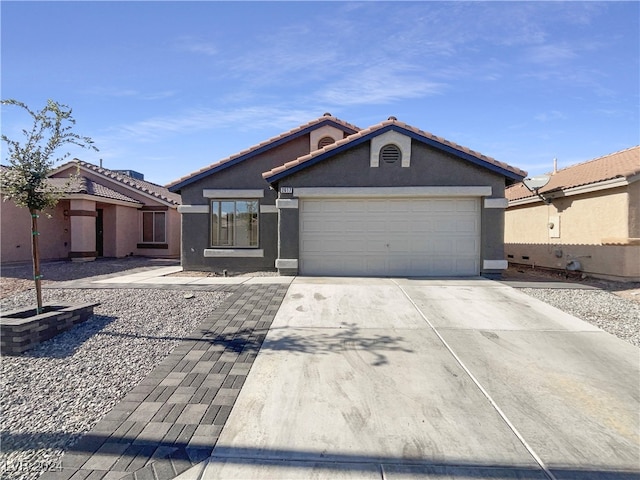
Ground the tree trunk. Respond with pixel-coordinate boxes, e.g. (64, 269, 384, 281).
(30, 209, 43, 314)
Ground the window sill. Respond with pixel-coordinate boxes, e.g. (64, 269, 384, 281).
(204, 249, 264, 258)
(138, 243, 169, 249)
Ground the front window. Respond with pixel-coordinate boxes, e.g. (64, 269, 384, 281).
(211, 200, 259, 247)
(142, 211, 166, 243)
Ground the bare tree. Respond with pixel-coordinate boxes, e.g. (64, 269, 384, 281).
(1, 99, 98, 313)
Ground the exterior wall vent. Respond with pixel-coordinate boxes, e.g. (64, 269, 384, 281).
(318, 136, 335, 149)
(381, 144, 401, 164)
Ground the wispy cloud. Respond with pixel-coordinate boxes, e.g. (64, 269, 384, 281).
(83, 86, 176, 101)
(174, 36, 218, 56)
(526, 44, 577, 65)
(106, 106, 321, 143)
(317, 65, 446, 106)
(534, 111, 567, 122)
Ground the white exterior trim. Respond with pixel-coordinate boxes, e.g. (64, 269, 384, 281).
(178, 205, 209, 214)
(204, 249, 264, 258)
(203, 189, 265, 199)
(483, 198, 509, 209)
(276, 199, 299, 209)
(275, 258, 298, 269)
(260, 204, 278, 213)
(370, 130, 412, 167)
(294, 186, 492, 198)
(483, 260, 508, 270)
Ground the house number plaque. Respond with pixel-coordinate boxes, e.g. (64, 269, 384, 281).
(280, 186, 293, 194)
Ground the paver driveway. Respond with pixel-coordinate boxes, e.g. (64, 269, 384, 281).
(189, 277, 639, 480)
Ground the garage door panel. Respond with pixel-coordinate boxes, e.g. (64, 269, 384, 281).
(300, 198, 480, 276)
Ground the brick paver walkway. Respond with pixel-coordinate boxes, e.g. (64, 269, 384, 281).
(40, 283, 288, 480)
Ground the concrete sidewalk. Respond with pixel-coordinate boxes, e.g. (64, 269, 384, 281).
(187, 277, 639, 480)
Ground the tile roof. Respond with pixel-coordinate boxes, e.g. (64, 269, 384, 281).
(47, 176, 142, 204)
(166, 114, 361, 191)
(506, 146, 640, 202)
(262, 117, 527, 182)
(57, 160, 182, 205)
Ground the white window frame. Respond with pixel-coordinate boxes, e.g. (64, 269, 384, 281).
(140, 211, 166, 244)
(210, 199, 259, 248)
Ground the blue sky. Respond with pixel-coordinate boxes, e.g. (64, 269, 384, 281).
(2, 1, 638, 186)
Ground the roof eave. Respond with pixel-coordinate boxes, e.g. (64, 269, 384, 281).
(168, 118, 359, 192)
(264, 124, 526, 184)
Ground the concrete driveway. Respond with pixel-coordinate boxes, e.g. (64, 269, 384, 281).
(188, 277, 639, 479)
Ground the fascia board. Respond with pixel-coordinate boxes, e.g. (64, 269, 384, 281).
(169, 119, 358, 192)
(266, 124, 525, 184)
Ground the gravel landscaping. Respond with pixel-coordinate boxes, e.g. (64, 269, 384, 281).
(0, 260, 638, 479)
(0, 287, 230, 480)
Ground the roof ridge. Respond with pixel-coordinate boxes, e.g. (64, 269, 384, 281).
(549, 145, 640, 175)
(166, 114, 361, 189)
(263, 117, 527, 180)
(71, 159, 180, 205)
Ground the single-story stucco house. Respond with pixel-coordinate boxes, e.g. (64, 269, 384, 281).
(505, 145, 640, 281)
(1, 160, 181, 264)
(167, 114, 526, 277)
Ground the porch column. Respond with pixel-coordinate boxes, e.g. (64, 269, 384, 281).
(68, 199, 97, 262)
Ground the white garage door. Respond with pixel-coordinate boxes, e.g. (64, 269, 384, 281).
(299, 198, 480, 276)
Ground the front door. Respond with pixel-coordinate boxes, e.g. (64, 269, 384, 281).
(96, 208, 104, 257)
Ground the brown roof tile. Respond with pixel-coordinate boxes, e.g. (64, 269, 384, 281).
(262, 118, 527, 181)
(166, 114, 360, 190)
(56, 160, 181, 205)
(47, 176, 142, 204)
(506, 145, 640, 202)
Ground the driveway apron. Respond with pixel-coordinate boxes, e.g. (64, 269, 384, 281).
(194, 277, 639, 480)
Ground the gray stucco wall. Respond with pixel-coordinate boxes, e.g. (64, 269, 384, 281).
(276, 141, 508, 275)
(177, 135, 311, 272)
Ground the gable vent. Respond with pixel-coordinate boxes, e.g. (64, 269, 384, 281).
(318, 136, 335, 149)
(380, 144, 401, 164)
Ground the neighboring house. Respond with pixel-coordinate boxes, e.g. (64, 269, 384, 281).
(1, 160, 181, 263)
(168, 114, 526, 277)
(505, 146, 640, 281)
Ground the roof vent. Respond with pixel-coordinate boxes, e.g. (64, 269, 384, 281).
(318, 136, 335, 149)
(388, 116, 397, 121)
(380, 144, 401, 164)
(323, 112, 332, 117)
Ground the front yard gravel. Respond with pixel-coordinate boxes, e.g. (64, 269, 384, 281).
(1, 261, 638, 479)
(0, 288, 230, 480)
(521, 287, 640, 347)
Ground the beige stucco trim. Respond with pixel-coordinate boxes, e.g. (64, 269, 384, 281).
(178, 205, 209, 214)
(276, 199, 299, 209)
(294, 186, 492, 198)
(310, 125, 344, 151)
(483, 260, 508, 270)
(370, 130, 413, 167)
(484, 198, 508, 209)
(204, 249, 264, 258)
(275, 258, 298, 269)
(260, 205, 278, 213)
(202, 189, 265, 199)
